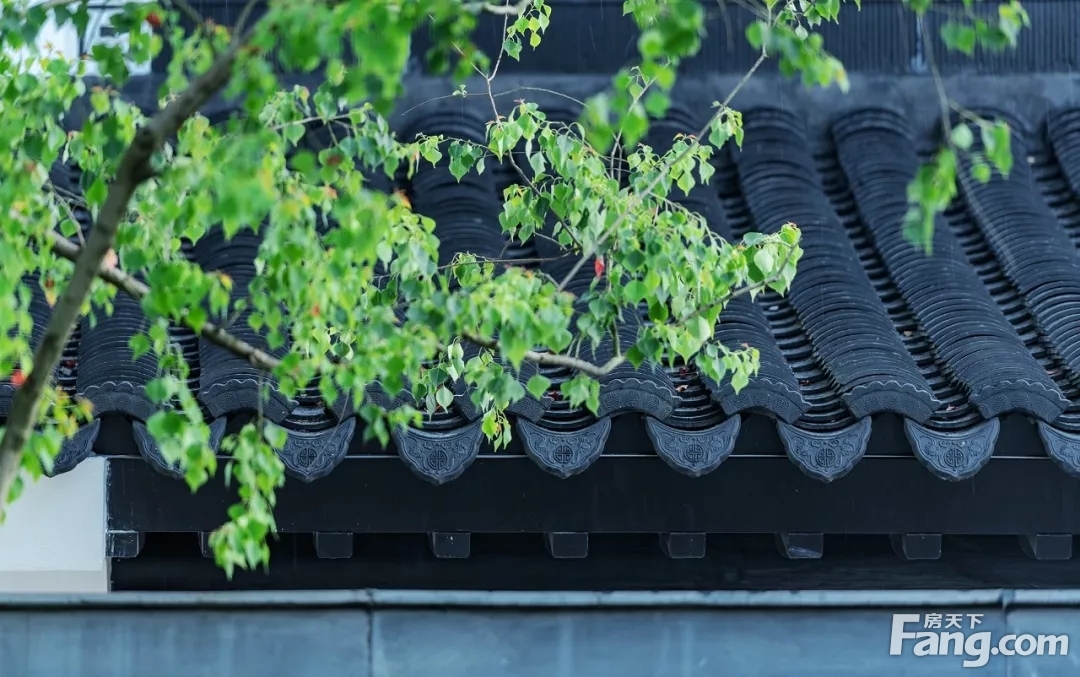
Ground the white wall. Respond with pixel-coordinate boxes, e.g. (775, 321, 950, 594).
(0, 458, 108, 593)
(8, 0, 151, 76)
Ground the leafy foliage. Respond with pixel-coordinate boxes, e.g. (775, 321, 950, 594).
(0, 0, 1025, 577)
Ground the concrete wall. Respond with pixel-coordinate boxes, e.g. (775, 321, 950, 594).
(0, 458, 108, 593)
(2, 591, 1080, 677)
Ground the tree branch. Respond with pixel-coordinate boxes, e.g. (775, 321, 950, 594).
(47, 228, 619, 381)
(45, 229, 785, 414)
(461, 332, 626, 378)
(461, 244, 793, 380)
(0, 32, 254, 510)
(47, 233, 283, 373)
(0, 10, 778, 497)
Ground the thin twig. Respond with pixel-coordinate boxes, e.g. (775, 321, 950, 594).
(399, 85, 588, 119)
(456, 18, 547, 201)
(167, 0, 206, 29)
(555, 48, 769, 293)
(609, 69, 658, 177)
(462, 332, 625, 377)
(45, 183, 87, 246)
(463, 0, 530, 15)
(235, 0, 262, 36)
(372, 252, 573, 284)
(920, 16, 952, 142)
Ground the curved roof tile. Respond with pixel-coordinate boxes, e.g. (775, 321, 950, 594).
(7, 79, 1080, 488)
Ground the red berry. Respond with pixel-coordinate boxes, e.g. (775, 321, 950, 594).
(10, 370, 25, 387)
(593, 257, 605, 278)
(146, 12, 162, 29)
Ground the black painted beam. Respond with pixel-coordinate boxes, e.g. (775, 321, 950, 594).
(110, 532, 1080, 592)
(107, 456, 1080, 535)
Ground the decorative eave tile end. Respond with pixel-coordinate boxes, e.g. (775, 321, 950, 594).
(393, 418, 484, 485)
(645, 416, 741, 478)
(777, 417, 872, 483)
(517, 416, 612, 479)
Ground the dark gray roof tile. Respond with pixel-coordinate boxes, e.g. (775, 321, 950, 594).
(8, 2, 1080, 485)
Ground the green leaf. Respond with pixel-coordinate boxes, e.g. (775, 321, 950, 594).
(503, 39, 522, 60)
(263, 422, 288, 449)
(907, 0, 932, 14)
(420, 140, 443, 165)
(481, 410, 499, 438)
(145, 377, 175, 404)
(638, 29, 665, 60)
(644, 91, 670, 118)
(129, 333, 151, 361)
(971, 158, 992, 183)
(526, 374, 551, 400)
(648, 300, 669, 323)
(730, 364, 750, 393)
(5, 475, 24, 506)
(86, 176, 108, 206)
(435, 386, 454, 409)
(949, 123, 974, 151)
(621, 105, 648, 149)
(742, 232, 767, 247)
(753, 246, 775, 274)
(688, 315, 713, 342)
(745, 21, 768, 50)
(449, 140, 480, 180)
(982, 120, 1013, 176)
(941, 22, 977, 55)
